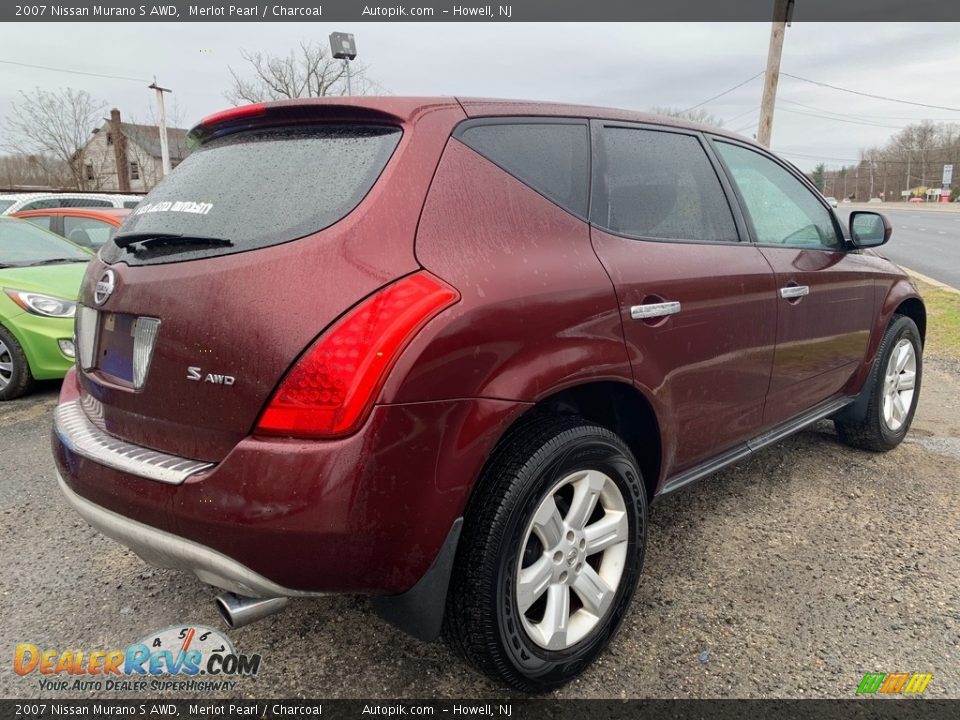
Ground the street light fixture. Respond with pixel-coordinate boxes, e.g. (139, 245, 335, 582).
(329, 32, 357, 96)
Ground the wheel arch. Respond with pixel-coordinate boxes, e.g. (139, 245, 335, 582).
(895, 296, 926, 345)
(466, 380, 663, 509)
(836, 288, 926, 425)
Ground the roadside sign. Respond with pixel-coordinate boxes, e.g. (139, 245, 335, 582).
(330, 32, 357, 60)
(944, 164, 954, 186)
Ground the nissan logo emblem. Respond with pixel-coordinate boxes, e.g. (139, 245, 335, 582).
(94, 269, 116, 305)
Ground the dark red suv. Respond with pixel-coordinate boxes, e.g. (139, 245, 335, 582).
(52, 97, 925, 691)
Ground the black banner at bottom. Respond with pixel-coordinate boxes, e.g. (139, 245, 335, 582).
(3, 699, 959, 720)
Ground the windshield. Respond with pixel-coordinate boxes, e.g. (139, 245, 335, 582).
(0, 218, 92, 266)
(101, 124, 402, 265)
(0, 200, 14, 213)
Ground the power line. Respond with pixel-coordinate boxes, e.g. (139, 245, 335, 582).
(777, 106, 906, 130)
(682, 71, 765, 113)
(775, 148, 960, 165)
(779, 97, 960, 123)
(781, 72, 960, 113)
(722, 107, 758, 124)
(0, 58, 149, 84)
(775, 150, 862, 163)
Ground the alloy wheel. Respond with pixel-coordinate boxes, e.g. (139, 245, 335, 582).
(882, 337, 917, 432)
(516, 469, 629, 651)
(0, 337, 12, 390)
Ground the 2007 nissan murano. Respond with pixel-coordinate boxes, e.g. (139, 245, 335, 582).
(52, 97, 925, 691)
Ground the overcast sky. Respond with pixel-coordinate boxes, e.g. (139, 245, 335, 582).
(2, 22, 959, 171)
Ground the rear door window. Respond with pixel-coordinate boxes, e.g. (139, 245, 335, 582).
(101, 125, 402, 265)
(20, 199, 59, 210)
(61, 198, 112, 208)
(64, 216, 115, 249)
(593, 126, 739, 243)
(455, 120, 590, 218)
(22, 215, 52, 230)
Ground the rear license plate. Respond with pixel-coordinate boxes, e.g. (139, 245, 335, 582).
(96, 312, 138, 383)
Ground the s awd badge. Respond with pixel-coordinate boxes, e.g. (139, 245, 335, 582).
(187, 366, 236, 386)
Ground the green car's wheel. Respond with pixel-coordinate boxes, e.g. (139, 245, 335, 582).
(0, 324, 34, 401)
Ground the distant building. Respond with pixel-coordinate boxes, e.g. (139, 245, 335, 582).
(77, 108, 190, 192)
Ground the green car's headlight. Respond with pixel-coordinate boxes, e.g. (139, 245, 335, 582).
(4, 289, 77, 318)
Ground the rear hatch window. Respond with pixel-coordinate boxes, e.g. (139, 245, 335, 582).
(100, 124, 401, 265)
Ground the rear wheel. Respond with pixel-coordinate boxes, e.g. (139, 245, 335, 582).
(444, 415, 646, 692)
(0, 325, 34, 401)
(836, 314, 922, 452)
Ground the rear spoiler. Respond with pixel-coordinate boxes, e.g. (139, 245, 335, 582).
(187, 100, 414, 148)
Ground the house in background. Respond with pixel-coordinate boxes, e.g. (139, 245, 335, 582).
(78, 109, 190, 192)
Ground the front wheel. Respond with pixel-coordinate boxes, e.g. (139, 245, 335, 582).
(837, 314, 922, 452)
(444, 415, 647, 692)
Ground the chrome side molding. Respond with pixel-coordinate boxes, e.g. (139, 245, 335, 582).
(630, 301, 681, 320)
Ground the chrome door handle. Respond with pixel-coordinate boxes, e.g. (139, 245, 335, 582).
(779, 285, 809, 299)
(630, 301, 681, 320)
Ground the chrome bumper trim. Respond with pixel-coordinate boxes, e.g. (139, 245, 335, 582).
(53, 399, 213, 485)
(57, 473, 315, 598)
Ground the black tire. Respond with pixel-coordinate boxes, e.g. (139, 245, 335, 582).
(443, 414, 647, 692)
(0, 324, 34, 401)
(836, 314, 922, 452)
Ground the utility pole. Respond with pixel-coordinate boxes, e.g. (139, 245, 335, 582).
(905, 153, 911, 200)
(109, 108, 130, 193)
(148, 78, 173, 176)
(757, 0, 794, 148)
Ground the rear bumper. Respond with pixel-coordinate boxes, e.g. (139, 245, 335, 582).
(52, 368, 527, 595)
(56, 472, 310, 598)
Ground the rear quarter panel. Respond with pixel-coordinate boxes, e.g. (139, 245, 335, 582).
(381, 137, 632, 406)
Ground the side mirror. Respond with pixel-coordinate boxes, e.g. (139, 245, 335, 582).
(849, 211, 891, 248)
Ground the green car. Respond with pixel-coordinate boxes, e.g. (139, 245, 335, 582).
(0, 217, 92, 400)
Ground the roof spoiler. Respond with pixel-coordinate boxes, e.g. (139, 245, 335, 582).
(186, 100, 405, 148)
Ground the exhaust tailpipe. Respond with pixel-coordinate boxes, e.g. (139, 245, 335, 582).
(215, 592, 288, 629)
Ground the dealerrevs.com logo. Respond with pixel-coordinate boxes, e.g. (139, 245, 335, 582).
(14, 625, 262, 693)
(856, 672, 933, 695)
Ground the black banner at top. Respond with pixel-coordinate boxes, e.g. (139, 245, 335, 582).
(4, 0, 960, 22)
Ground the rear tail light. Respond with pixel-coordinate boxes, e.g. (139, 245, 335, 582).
(132, 317, 161, 389)
(76, 306, 98, 371)
(256, 272, 459, 439)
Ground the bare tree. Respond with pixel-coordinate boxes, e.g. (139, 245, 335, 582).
(650, 106, 725, 128)
(3, 87, 105, 190)
(225, 41, 376, 104)
(0, 153, 72, 189)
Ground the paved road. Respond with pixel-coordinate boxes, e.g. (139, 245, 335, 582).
(837, 206, 960, 290)
(2, 364, 959, 699)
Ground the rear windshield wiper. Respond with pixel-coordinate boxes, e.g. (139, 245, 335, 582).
(113, 232, 233, 251)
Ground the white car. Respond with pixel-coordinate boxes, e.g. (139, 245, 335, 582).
(824, 196, 838, 208)
(0, 192, 143, 215)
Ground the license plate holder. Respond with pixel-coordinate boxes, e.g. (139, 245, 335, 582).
(96, 312, 138, 384)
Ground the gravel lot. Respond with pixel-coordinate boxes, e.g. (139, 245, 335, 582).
(1, 357, 958, 699)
